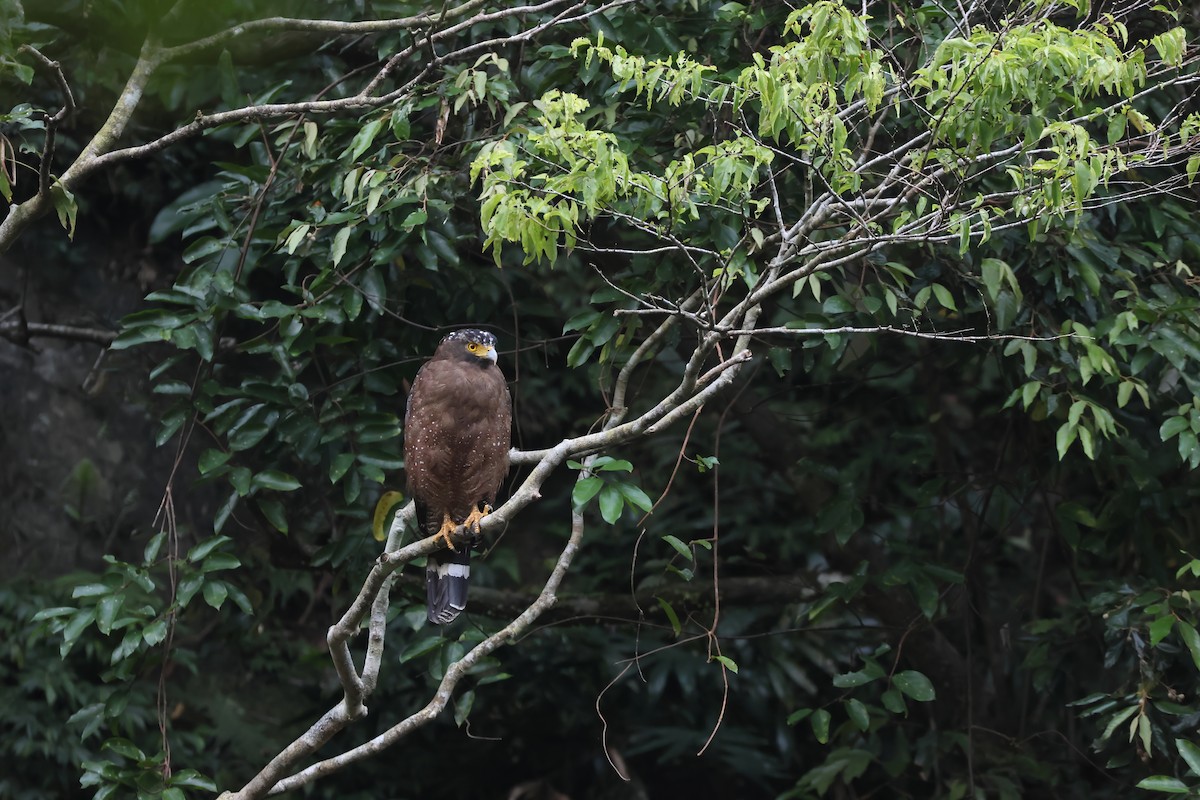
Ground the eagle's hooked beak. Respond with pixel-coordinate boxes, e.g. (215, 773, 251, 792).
(485, 344, 498, 363)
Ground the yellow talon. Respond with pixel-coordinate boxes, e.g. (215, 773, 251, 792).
(433, 513, 458, 552)
(461, 504, 492, 535)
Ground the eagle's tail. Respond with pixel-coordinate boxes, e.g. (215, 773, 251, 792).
(426, 547, 470, 624)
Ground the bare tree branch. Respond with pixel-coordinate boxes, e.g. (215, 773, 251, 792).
(0, 0, 627, 256)
(16, 45, 75, 200)
(157, 0, 493, 63)
(0, 318, 116, 345)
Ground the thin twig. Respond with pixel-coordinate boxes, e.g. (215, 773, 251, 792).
(16, 46, 76, 201)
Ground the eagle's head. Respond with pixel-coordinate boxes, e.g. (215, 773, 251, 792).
(439, 328, 499, 365)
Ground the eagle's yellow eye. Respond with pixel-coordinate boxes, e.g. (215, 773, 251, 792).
(467, 342, 482, 353)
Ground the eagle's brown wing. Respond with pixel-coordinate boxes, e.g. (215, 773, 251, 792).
(404, 332, 511, 624)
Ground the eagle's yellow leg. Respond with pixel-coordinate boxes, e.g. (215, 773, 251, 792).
(462, 504, 492, 534)
(433, 513, 459, 552)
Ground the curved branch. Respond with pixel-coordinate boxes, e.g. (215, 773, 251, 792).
(265, 492, 589, 796)
(157, 0, 492, 63)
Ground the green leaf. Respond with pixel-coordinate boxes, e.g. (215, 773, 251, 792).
(597, 484, 624, 524)
(329, 452, 355, 483)
(188, 535, 232, 562)
(72, 582, 112, 599)
(595, 457, 633, 471)
(713, 654, 739, 674)
(203, 553, 239, 573)
(1021, 381, 1040, 409)
(400, 209, 427, 231)
(893, 670, 936, 701)
(177, 573, 204, 608)
(142, 618, 168, 647)
(880, 687, 906, 714)
(95, 594, 121, 635)
(157, 409, 188, 447)
(661, 535, 693, 561)
(566, 336, 595, 368)
(398, 634, 443, 663)
(1150, 614, 1176, 647)
(1117, 381, 1134, 409)
(1107, 113, 1127, 144)
(618, 483, 654, 513)
(198, 449, 231, 475)
(572, 476, 604, 508)
(1161, 416, 1189, 441)
(229, 421, 271, 451)
(31, 606, 76, 622)
(283, 223, 311, 254)
(331, 225, 354, 267)
(913, 285, 931, 310)
(1175, 739, 1200, 777)
(931, 283, 957, 312)
(213, 491, 238, 534)
(102, 737, 146, 760)
(454, 688, 475, 727)
(182, 236, 228, 264)
(258, 496, 289, 533)
(656, 596, 682, 636)
(980, 258, 1005, 302)
(786, 708, 812, 726)
(51, 182, 77, 240)
(110, 628, 141, 664)
(67, 703, 106, 738)
(168, 770, 217, 792)
(1100, 705, 1138, 741)
(142, 531, 166, 564)
(361, 267, 387, 313)
(251, 470, 302, 492)
(833, 669, 877, 688)
(1134, 776, 1190, 793)
(845, 698, 870, 732)
(203, 580, 229, 610)
(224, 584, 254, 615)
(110, 326, 172, 350)
(1177, 621, 1200, 672)
(810, 708, 831, 744)
(1056, 422, 1078, 459)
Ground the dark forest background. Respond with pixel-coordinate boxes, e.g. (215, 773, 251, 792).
(3, 0, 1200, 798)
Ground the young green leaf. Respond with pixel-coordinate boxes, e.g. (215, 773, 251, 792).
(656, 596, 682, 637)
(661, 534, 693, 561)
(810, 708, 831, 743)
(598, 484, 625, 524)
(893, 670, 936, 701)
(1134, 776, 1190, 793)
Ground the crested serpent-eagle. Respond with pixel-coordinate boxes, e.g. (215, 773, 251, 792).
(404, 329, 512, 624)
